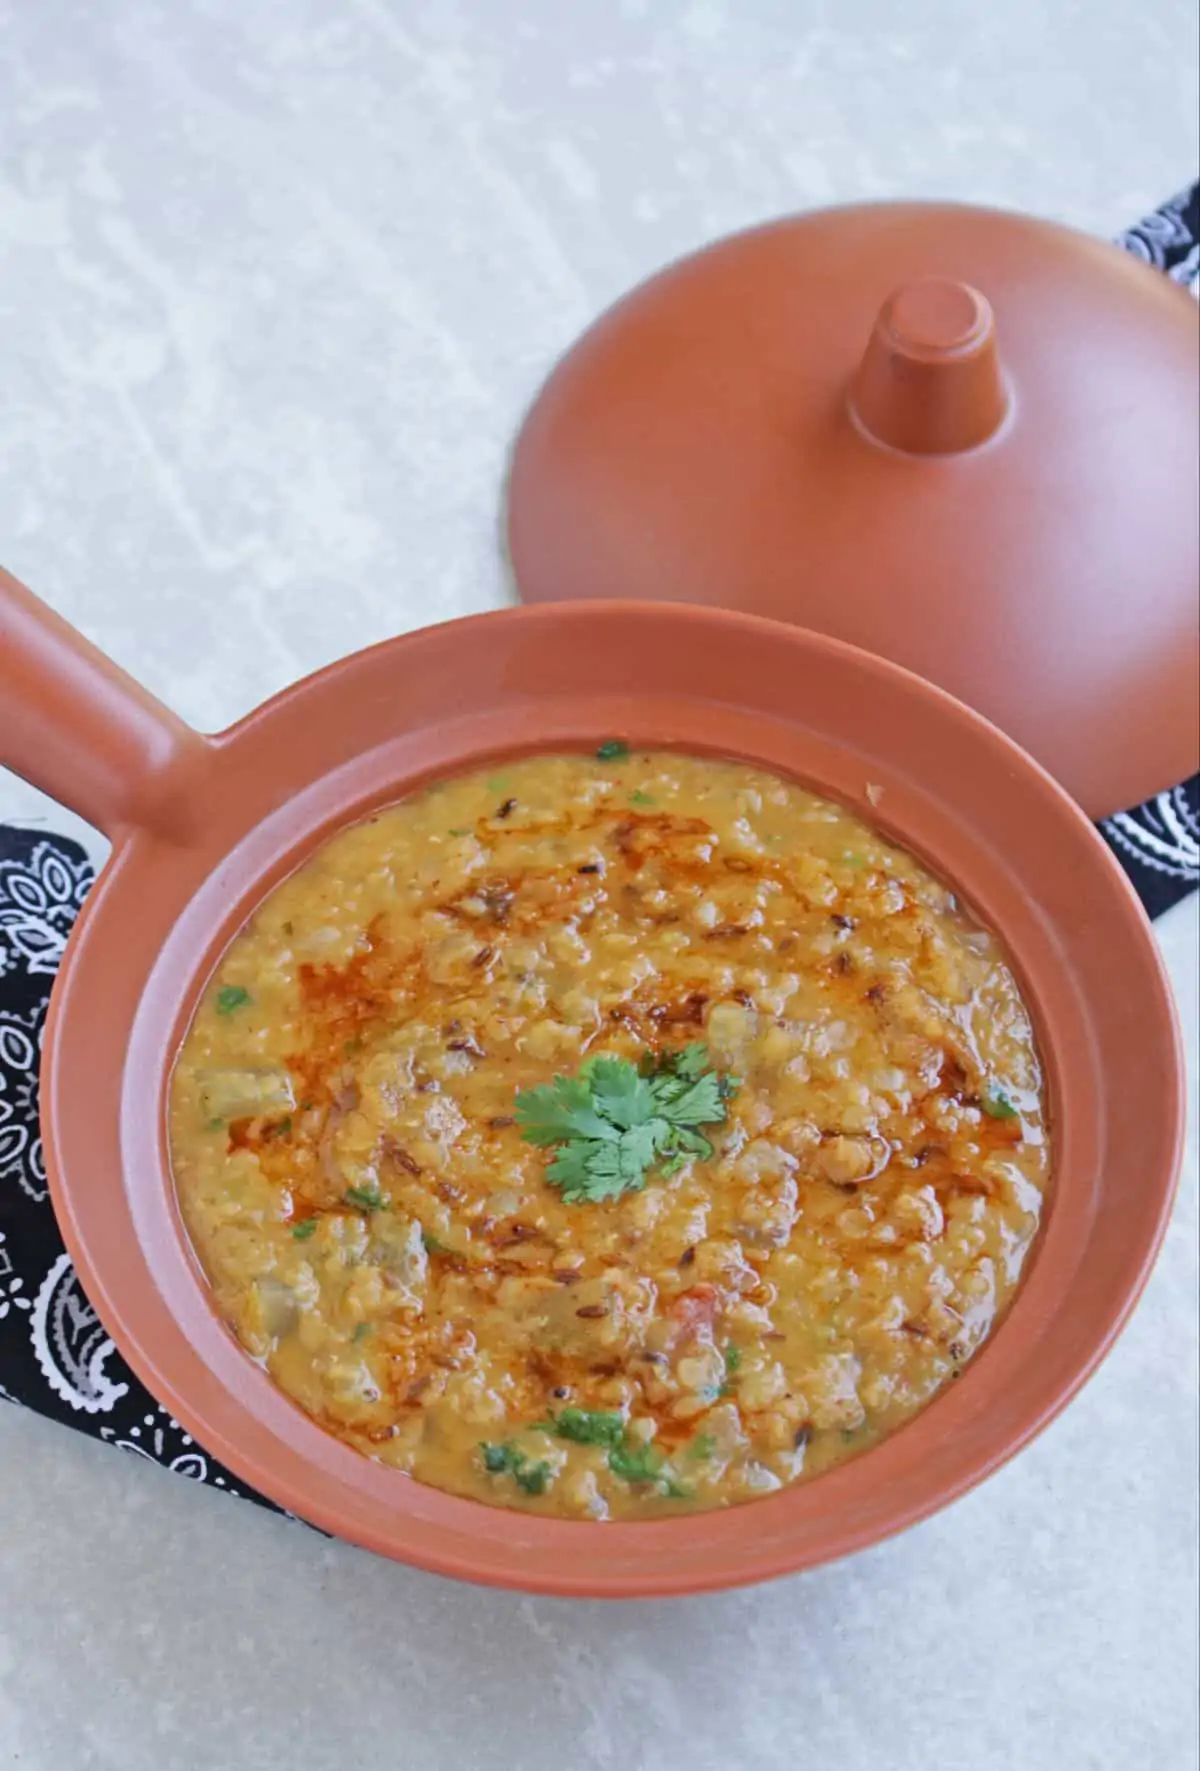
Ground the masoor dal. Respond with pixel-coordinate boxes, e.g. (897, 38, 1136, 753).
(169, 751, 1049, 1520)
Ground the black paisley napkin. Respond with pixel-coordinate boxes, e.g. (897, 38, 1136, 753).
(1, 188, 1197, 1513)
(0, 831, 278, 1507)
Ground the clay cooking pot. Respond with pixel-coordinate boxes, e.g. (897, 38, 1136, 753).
(0, 566, 1184, 1596)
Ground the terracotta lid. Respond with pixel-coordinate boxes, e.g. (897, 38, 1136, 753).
(509, 202, 1200, 818)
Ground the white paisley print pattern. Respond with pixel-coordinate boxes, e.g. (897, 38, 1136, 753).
(1099, 184, 1200, 903)
(99, 1409, 221, 1486)
(1104, 786, 1200, 882)
(0, 840, 93, 979)
(0, 824, 282, 1510)
(1118, 184, 1200, 295)
(31, 1252, 129, 1415)
(0, 1000, 47, 1201)
(0, 1230, 33, 1326)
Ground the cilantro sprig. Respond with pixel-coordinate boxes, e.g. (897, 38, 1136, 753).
(515, 1043, 739, 1205)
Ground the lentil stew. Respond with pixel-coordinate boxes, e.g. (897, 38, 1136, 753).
(168, 750, 1049, 1520)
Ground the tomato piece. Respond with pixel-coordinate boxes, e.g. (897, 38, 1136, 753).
(670, 1283, 720, 1338)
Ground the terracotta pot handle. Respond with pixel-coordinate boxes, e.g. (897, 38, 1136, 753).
(0, 565, 213, 840)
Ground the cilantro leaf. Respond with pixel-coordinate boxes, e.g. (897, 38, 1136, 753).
(479, 1439, 554, 1496)
(607, 1439, 664, 1483)
(551, 1124, 664, 1202)
(607, 1439, 687, 1497)
(981, 1086, 1019, 1121)
(495, 1412, 688, 1499)
(515, 1460, 552, 1495)
(344, 1185, 386, 1212)
(582, 1056, 656, 1130)
(544, 1140, 603, 1198)
(572, 1136, 638, 1198)
(515, 1074, 620, 1147)
(291, 1218, 318, 1241)
(667, 1126, 715, 1157)
(215, 985, 251, 1015)
(665, 1042, 709, 1081)
(653, 1071, 727, 1127)
(614, 1120, 668, 1175)
(516, 1045, 739, 1205)
(481, 1441, 517, 1475)
(595, 739, 629, 760)
(546, 1409, 626, 1447)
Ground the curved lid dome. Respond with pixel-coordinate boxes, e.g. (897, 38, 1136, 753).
(509, 202, 1199, 818)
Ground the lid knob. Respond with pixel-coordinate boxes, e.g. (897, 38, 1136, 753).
(849, 278, 1010, 454)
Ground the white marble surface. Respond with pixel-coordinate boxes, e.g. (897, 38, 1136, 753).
(0, 2, 1197, 1767)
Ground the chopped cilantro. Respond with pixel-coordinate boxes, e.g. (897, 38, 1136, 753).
(421, 1230, 446, 1254)
(352, 1322, 372, 1342)
(215, 985, 251, 1015)
(486, 774, 510, 794)
(344, 1186, 386, 1212)
(688, 1433, 716, 1461)
(265, 1116, 292, 1139)
(478, 1440, 553, 1496)
(606, 1440, 664, 1484)
(492, 1412, 688, 1499)
(447, 827, 471, 837)
(607, 1438, 688, 1497)
(205, 1116, 225, 1132)
(546, 1408, 626, 1448)
(981, 1087, 1019, 1121)
(724, 1344, 741, 1375)
(515, 1461, 552, 1495)
(515, 1044, 739, 1205)
(291, 1218, 318, 1241)
(629, 789, 655, 806)
(595, 739, 629, 761)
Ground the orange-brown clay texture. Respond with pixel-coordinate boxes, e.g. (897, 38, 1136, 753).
(509, 202, 1200, 818)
